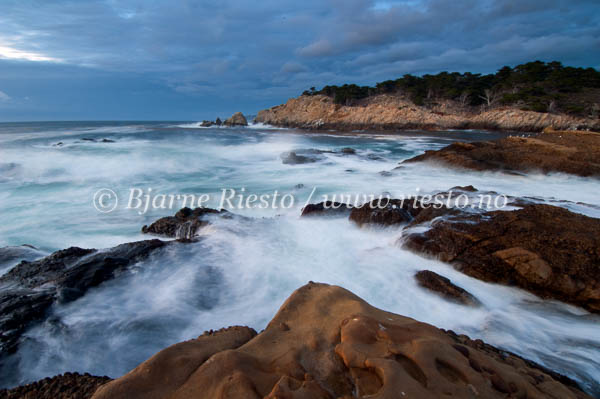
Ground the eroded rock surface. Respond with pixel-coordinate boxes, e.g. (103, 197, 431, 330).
(255, 94, 598, 132)
(91, 283, 592, 399)
(403, 204, 600, 313)
(402, 129, 600, 177)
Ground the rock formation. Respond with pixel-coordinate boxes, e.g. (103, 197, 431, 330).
(141, 207, 225, 239)
(224, 112, 248, 126)
(255, 95, 599, 132)
(0, 240, 168, 357)
(92, 283, 592, 399)
(301, 201, 353, 217)
(403, 204, 600, 313)
(402, 128, 600, 177)
(0, 373, 111, 399)
(415, 270, 481, 306)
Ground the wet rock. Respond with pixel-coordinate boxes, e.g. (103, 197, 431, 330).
(223, 112, 248, 126)
(340, 147, 356, 154)
(92, 283, 592, 399)
(301, 201, 353, 217)
(415, 270, 480, 306)
(100, 139, 115, 143)
(81, 138, 96, 142)
(215, 117, 222, 126)
(402, 130, 600, 178)
(0, 245, 46, 275)
(349, 198, 415, 227)
(141, 207, 225, 239)
(0, 372, 112, 399)
(294, 183, 304, 189)
(200, 120, 213, 127)
(404, 204, 600, 313)
(0, 239, 167, 356)
(280, 151, 318, 165)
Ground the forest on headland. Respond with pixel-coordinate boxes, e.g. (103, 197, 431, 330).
(302, 61, 600, 117)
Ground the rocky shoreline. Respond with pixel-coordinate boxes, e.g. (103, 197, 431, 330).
(401, 127, 600, 177)
(1, 181, 599, 397)
(255, 94, 600, 132)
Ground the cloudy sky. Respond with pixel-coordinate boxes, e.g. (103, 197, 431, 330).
(0, 0, 598, 121)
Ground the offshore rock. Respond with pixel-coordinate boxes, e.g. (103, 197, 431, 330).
(224, 112, 248, 126)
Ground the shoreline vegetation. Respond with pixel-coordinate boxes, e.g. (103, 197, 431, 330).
(255, 61, 600, 132)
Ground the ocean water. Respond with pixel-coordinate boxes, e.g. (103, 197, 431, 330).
(0, 121, 599, 394)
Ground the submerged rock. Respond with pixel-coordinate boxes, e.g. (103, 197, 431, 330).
(402, 129, 600, 178)
(280, 151, 318, 165)
(0, 239, 167, 356)
(91, 282, 592, 399)
(223, 112, 248, 126)
(415, 270, 481, 306)
(301, 201, 353, 217)
(403, 204, 600, 313)
(0, 372, 112, 399)
(141, 207, 225, 239)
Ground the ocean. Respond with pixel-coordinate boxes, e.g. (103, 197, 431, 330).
(1, 121, 599, 394)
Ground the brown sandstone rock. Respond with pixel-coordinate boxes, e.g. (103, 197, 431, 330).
(255, 94, 598, 132)
(402, 129, 600, 177)
(224, 112, 248, 126)
(301, 201, 353, 217)
(91, 283, 592, 399)
(403, 204, 600, 312)
(415, 270, 481, 306)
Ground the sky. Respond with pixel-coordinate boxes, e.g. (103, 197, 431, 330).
(0, 0, 598, 121)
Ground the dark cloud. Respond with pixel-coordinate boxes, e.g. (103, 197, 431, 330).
(0, 0, 598, 121)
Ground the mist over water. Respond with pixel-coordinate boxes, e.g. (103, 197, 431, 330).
(1, 122, 599, 394)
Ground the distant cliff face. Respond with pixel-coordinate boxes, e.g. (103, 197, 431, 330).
(255, 95, 598, 132)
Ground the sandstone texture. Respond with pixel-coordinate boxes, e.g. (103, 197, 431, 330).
(92, 282, 592, 399)
(403, 204, 600, 313)
(402, 128, 600, 177)
(255, 95, 599, 132)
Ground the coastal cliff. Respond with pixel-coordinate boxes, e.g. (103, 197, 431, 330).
(255, 94, 599, 132)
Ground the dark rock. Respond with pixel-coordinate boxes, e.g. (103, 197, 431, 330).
(301, 201, 353, 217)
(0, 372, 112, 399)
(340, 147, 356, 154)
(0, 240, 167, 357)
(141, 207, 225, 239)
(200, 120, 213, 127)
(403, 204, 600, 313)
(349, 198, 414, 227)
(379, 170, 393, 177)
(0, 245, 46, 274)
(215, 117, 222, 126)
(415, 270, 480, 306)
(54, 142, 63, 147)
(281, 151, 318, 165)
(81, 138, 96, 142)
(294, 183, 304, 189)
(100, 139, 115, 143)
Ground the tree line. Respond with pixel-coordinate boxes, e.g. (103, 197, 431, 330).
(302, 61, 600, 116)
